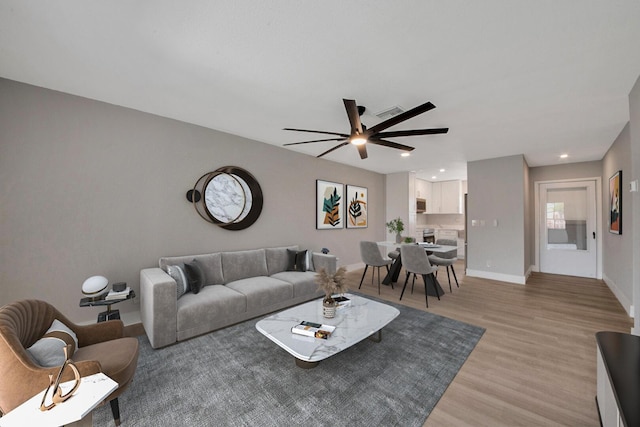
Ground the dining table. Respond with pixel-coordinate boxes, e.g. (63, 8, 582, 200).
(377, 241, 458, 296)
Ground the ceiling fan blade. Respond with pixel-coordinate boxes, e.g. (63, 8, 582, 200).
(283, 128, 350, 138)
(366, 101, 436, 134)
(375, 128, 449, 138)
(356, 143, 368, 159)
(367, 139, 415, 152)
(317, 142, 349, 158)
(283, 137, 347, 146)
(343, 99, 363, 135)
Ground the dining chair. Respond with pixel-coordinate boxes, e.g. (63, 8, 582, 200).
(358, 241, 393, 294)
(400, 244, 440, 308)
(427, 238, 459, 292)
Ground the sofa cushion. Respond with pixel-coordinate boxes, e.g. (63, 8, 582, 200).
(265, 246, 298, 276)
(222, 249, 268, 283)
(160, 253, 224, 286)
(225, 277, 293, 312)
(271, 271, 320, 298)
(26, 319, 78, 367)
(184, 259, 206, 294)
(176, 285, 247, 338)
(167, 265, 190, 299)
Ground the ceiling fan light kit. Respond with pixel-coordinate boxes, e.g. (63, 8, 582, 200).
(351, 136, 367, 146)
(283, 98, 448, 160)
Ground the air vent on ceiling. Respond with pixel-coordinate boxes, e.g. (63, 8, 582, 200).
(375, 105, 405, 120)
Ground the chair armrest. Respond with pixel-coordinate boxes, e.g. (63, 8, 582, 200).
(74, 320, 124, 347)
(140, 268, 177, 349)
(312, 253, 337, 275)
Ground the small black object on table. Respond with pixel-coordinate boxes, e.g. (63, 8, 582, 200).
(79, 290, 136, 322)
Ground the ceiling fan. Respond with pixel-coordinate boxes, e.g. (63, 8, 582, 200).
(283, 98, 448, 159)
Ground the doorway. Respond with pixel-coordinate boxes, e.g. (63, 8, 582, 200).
(536, 179, 599, 278)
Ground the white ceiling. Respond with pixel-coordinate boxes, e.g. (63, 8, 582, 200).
(2, 1, 640, 182)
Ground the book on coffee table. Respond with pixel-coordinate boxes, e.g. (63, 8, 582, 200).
(291, 321, 336, 339)
(333, 295, 350, 309)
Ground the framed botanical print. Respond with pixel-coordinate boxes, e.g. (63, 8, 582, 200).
(346, 185, 368, 228)
(316, 180, 344, 229)
(609, 170, 622, 234)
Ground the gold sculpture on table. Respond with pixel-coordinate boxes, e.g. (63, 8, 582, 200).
(39, 345, 81, 411)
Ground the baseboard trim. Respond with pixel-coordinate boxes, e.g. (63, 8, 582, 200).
(343, 262, 366, 272)
(465, 269, 526, 285)
(602, 274, 633, 317)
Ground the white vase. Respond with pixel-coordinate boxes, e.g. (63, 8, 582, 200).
(323, 303, 337, 318)
(395, 233, 402, 244)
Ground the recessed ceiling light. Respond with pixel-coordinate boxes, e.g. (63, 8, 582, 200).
(439, 169, 445, 172)
(560, 154, 568, 159)
(401, 152, 410, 157)
(432, 176, 437, 180)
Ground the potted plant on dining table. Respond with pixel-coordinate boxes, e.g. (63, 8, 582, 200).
(386, 217, 405, 244)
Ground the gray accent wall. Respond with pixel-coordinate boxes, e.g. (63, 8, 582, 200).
(466, 155, 527, 281)
(0, 78, 385, 322)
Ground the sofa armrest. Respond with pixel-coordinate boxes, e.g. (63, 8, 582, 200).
(312, 253, 337, 275)
(140, 268, 177, 349)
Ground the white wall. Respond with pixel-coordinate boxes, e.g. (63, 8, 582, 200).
(0, 78, 386, 323)
(385, 172, 414, 241)
(602, 124, 634, 315)
(629, 75, 640, 332)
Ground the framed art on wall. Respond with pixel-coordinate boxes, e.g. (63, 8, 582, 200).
(316, 180, 343, 229)
(346, 185, 368, 228)
(609, 170, 622, 234)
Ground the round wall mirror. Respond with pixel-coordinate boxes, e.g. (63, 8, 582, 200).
(190, 166, 263, 230)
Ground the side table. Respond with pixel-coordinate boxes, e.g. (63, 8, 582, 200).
(79, 290, 136, 322)
(0, 373, 117, 427)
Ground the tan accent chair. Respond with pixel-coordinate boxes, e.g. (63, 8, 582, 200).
(0, 300, 139, 426)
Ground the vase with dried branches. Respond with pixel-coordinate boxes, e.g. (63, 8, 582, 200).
(315, 266, 348, 318)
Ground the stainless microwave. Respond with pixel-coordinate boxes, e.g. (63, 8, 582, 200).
(416, 198, 426, 213)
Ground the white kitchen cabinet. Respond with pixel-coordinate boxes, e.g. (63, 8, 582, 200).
(457, 237, 465, 258)
(429, 182, 442, 213)
(427, 180, 463, 213)
(441, 180, 462, 213)
(415, 179, 431, 200)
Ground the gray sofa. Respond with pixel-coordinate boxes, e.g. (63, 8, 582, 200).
(140, 246, 337, 348)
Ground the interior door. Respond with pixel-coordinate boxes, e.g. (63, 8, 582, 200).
(539, 180, 597, 278)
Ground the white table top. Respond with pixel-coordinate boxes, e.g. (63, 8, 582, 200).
(0, 373, 117, 427)
(377, 241, 458, 257)
(256, 294, 399, 362)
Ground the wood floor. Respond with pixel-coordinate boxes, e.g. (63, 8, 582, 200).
(350, 261, 632, 427)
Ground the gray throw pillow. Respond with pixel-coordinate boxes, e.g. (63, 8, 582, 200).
(26, 319, 78, 367)
(167, 264, 190, 299)
(184, 259, 206, 294)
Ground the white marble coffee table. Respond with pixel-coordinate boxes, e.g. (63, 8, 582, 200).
(255, 294, 400, 368)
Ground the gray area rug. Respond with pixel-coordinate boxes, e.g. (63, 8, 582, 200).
(93, 296, 484, 426)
